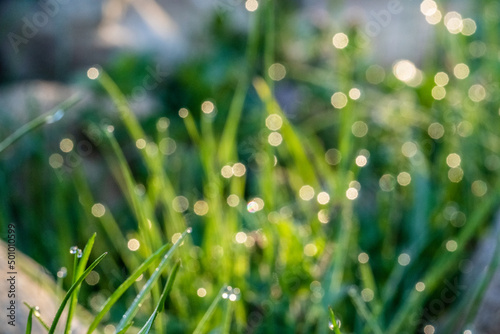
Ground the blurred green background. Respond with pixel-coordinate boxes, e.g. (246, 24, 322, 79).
(1, 0, 500, 333)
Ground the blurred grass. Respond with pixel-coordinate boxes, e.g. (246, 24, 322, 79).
(1, 0, 500, 333)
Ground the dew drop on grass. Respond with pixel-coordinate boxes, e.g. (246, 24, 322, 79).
(230, 287, 241, 301)
(222, 286, 231, 299)
(328, 319, 341, 331)
(187, 227, 193, 234)
(46, 110, 64, 124)
(247, 201, 259, 213)
(222, 286, 241, 301)
(77, 249, 83, 258)
(69, 246, 78, 254)
(57, 267, 67, 278)
(34, 306, 41, 317)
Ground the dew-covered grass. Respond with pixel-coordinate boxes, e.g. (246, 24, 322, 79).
(1, 1, 500, 333)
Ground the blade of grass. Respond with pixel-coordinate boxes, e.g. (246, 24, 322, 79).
(192, 285, 227, 334)
(217, 0, 260, 163)
(86, 242, 172, 333)
(221, 298, 233, 334)
(100, 126, 162, 253)
(115, 228, 192, 333)
(358, 261, 383, 317)
(65, 233, 96, 334)
(347, 287, 383, 334)
(441, 221, 500, 332)
(328, 307, 342, 334)
(387, 194, 498, 334)
(24, 303, 50, 331)
(116, 321, 134, 334)
(253, 77, 318, 187)
(97, 70, 186, 235)
(138, 260, 181, 334)
(0, 95, 81, 153)
(72, 168, 140, 271)
(97, 70, 146, 143)
(464, 225, 500, 323)
(64, 253, 78, 332)
(180, 109, 201, 145)
(48, 253, 107, 334)
(26, 307, 34, 334)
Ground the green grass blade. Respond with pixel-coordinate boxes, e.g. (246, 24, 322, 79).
(97, 70, 146, 143)
(116, 321, 134, 334)
(86, 242, 172, 333)
(192, 285, 227, 334)
(218, 80, 248, 162)
(115, 228, 192, 333)
(65, 233, 96, 334)
(0, 95, 81, 154)
(221, 298, 233, 334)
(253, 77, 318, 186)
(180, 109, 201, 145)
(387, 194, 498, 334)
(24, 303, 50, 331)
(64, 253, 78, 333)
(48, 252, 107, 334)
(347, 287, 383, 334)
(328, 307, 342, 334)
(138, 260, 181, 334)
(464, 226, 500, 324)
(26, 307, 34, 334)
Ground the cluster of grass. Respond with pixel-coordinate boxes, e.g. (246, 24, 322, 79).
(2, 1, 500, 333)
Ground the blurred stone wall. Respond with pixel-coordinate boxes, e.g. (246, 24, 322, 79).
(0, 0, 470, 81)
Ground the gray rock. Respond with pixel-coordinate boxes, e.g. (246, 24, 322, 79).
(0, 240, 91, 334)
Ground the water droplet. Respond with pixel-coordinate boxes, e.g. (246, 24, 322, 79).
(57, 267, 67, 278)
(87, 67, 100, 80)
(69, 246, 78, 254)
(34, 306, 41, 317)
(222, 286, 232, 299)
(46, 110, 65, 124)
(328, 319, 341, 331)
(186, 227, 193, 234)
(77, 249, 83, 258)
(247, 201, 259, 213)
(222, 286, 241, 301)
(229, 293, 241, 301)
